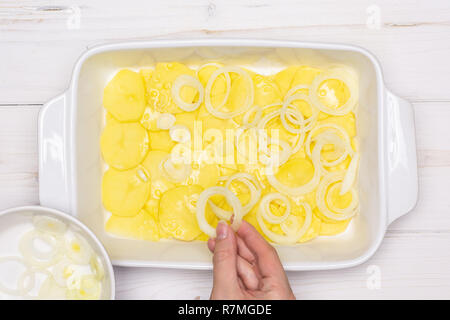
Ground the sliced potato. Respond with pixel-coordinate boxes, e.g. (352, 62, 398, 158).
(100, 121, 149, 170)
(106, 209, 160, 241)
(147, 62, 197, 114)
(142, 150, 175, 215)
(102, 166, 150, 217)
(103, 69, 146, 121)
(159, 185, 204, 241)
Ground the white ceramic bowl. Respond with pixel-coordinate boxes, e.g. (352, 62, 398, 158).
(0, 206, 115, 299)
(38, 39, 418, 270)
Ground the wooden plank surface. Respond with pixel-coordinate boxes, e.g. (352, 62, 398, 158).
(1, 0, 450, 299)
(1, 0, 450, 103)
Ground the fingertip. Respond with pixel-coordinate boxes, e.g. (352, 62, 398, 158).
(216, 220, 231, 241)
(236, 235, 256, 264)
(236, 257, 260, 291)
(237, 220, 255, 236)
(237, 221, 264, 244)
(236, 222, 284, 278)
(211, 222, 239, 293)
(207, 238, 216, 252)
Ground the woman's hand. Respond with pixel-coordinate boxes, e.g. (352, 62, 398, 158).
(208, 221, 295, 300)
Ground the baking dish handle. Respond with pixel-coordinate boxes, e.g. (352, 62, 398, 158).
(38, 92, 72, 213)
(384, 90, 418, 225)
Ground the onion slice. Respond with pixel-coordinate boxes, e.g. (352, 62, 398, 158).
(314, 131, 349, 167)
(259, 193, 291, 224)
(243, 106, 262, 128)
(156, 113, 176, 130)
(309, 70, 358, 116)
(196, 187, 243, 237)
(209, 173, 261, 219)
(37, 272, 67, 300)
(256, 202, 312, 245)
(52, 260, 76, 287)
(196, 63, 224, 78)
(169, 125, 191, 143)
(0, 256, 33, 296)
(65, 234, 92, 265)
(32, 216, 67, 235)
(340, 153, 359, 195)
(172, 75, 204, 112)
(90, 256, 105, 281)
(326, 183, 359, 215)
(1, 215, 106, 300)
(316, 171, 358, 221)
(259, 138, 292, 169)
(280, 93, 318, 134)
(305, 123, 354, 157)
(160, 156, 192, 183)
(266, 142, 322, 196)
(205, 66, 254, 119)
(285, 84, 309, 99)
(235, 127, 258, 162)
(19, 230, 62, 268)
(257, 108, 305, 156)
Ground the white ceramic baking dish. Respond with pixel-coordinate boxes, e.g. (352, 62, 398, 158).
(38, 39, 418, 270)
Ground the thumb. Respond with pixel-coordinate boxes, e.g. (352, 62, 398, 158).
(211, 221, 239, 297)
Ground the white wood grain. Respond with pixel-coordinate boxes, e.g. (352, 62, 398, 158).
(114, 232, 450, 299)
(1, 0, 450, 299)
(0, 106, 39, 209)
(390, 101, 450, 231)
(1, 0, 450, 103)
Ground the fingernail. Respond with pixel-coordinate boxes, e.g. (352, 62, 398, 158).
(216, 221, 228, 240)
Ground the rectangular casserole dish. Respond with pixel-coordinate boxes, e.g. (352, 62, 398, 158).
(38, 39, 418, 270)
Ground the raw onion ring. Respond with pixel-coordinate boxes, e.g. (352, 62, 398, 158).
(196, 186, 243, 237)
(256, 202, 312, 245)
(309, 70, 358, 116)
(201, 68, 231, 110)
(305, 122, 354, 159)
(259, 138, 292, 169)
(160, 156, 191, 182)
(243, 106, 262, 128)
(171, 75, 204, 112)
(90, 256, 105, 281)
(205, 66, 254, 119)
(65, 234, 92, 265)
(313, 131, 351, 168)
(259, 193, 291, 224)
(32, 216, 67, 235)
(1, 215, 105, 300)
(281, 93, 318, 134)
(52, 259, 75, 287)
(169, 125, 191, 143)
(0, 256, 33, 296)
(285, 84, 309, 99)
(257, 108, 305, 156)
(19, 230, 62, 268)
(280, 215, 300, 235)
(316, 171, 358, 221)
(66, 275, 101, 300)
(326, 183, 359, 215)
(340, 153, 359, 195)
(266, 142, 322, 196)
(195, 62, 223, 78)
(209, 173, 261, 219)
(37, 272, 67, 300)
(156, 113, 176, 130)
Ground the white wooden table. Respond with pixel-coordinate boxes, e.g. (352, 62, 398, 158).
(1, 0, 450, 299)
